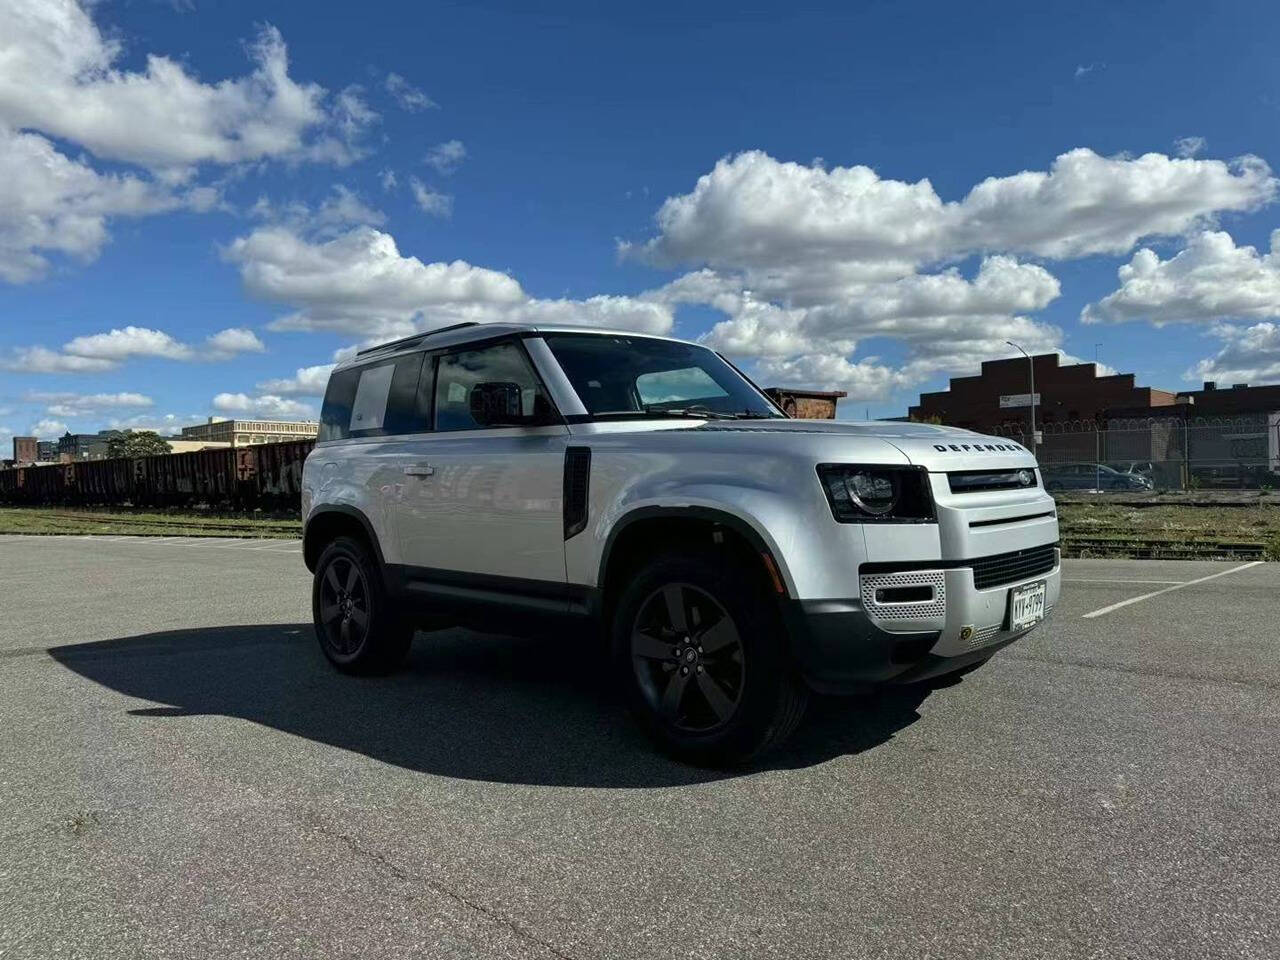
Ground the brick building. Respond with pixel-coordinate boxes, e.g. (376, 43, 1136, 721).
(764, 388, 847, 419)
(908, 354, 1177, 433)
(11, 436, 37, 464)
(1175, 381, 1280, 417)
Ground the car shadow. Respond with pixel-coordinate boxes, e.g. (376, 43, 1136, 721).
(48, 624, 942, 788)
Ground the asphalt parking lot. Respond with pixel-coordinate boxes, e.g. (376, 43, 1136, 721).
(1, 536, 1277, 960)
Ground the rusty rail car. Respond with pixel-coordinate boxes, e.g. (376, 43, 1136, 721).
(0, 439, 314, 509)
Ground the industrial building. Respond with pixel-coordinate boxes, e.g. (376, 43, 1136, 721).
(180, 418, 319, 447)
(909, 353, 1178, 434)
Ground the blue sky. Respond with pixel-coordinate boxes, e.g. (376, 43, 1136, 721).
(3, 0, 1280, 440)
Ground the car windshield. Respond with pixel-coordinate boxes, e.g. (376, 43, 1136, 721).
(542, 333, 784, 418)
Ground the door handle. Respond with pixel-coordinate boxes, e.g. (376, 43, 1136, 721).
(403, 464, 435, 477)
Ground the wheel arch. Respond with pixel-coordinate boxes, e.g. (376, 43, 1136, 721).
(303, 504, 385, 572)
(597, 506, 791, 625)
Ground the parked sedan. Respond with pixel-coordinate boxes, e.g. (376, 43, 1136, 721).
(1041, 462, 1154, 492)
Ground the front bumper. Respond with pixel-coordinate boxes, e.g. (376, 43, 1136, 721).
(783, 550, 1060, 694)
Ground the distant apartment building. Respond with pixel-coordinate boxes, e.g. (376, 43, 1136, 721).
(180, 417, 319, 447)
(11, 436, 37, 464)
(36, 440, 57, 462)
(57, 430, 118, 461)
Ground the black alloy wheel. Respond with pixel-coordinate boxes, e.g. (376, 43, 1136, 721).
(317, 553, 371, 659)
(312, 536, 412, 674)
(612, 548, 809, 766)
(630, 583, 745, 733)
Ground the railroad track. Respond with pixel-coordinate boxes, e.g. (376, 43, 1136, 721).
(1061, 535, 1268, 561)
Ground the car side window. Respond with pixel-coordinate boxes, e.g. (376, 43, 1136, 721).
(319, 353, 425, 440)
(319, 368, 359, 442)
(433, 340, 550, 431)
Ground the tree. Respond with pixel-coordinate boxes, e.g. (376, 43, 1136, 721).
(107, 431, 172, 459)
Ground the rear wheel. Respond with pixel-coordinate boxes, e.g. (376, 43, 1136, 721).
(612, 549, 808, 766)
(312, 536, 412, 674)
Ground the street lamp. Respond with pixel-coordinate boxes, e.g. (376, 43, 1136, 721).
(1005, 340, 1037, 453)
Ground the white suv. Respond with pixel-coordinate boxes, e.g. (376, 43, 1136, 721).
(302, 322, 1060, 764)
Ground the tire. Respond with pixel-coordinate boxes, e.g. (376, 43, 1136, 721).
(312, 535, 413, 674)
(611, 548, 808, 766)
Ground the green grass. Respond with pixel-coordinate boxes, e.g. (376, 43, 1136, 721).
(4, 501, 1277, 560)
(0, 506, 301, 538)
(1056, 500, 1280, 560)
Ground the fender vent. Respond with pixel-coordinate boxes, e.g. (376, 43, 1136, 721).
(563, 446, 591, 539)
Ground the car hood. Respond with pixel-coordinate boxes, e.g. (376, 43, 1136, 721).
(692, 419, 1037, 471)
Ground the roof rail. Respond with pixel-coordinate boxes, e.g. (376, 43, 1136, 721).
(354, 321, 480, 357)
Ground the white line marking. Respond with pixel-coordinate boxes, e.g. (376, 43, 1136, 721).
(1065, 578, 1187, 585)
(1080, 561, 1265, 619)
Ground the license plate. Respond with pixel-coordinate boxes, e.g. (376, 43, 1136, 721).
(1008, 580, 1047, 630)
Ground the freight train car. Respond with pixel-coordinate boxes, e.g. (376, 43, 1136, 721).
(0, 440, 315, 509)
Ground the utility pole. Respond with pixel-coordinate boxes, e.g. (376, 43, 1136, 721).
(1005, 340, 1036, 455)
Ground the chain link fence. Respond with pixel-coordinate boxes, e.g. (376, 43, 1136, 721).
(992, 413, 1280, 491)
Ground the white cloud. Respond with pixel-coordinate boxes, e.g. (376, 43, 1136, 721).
(0, 3, 377, 282)
(424, 140, 467, 175)
(105, 412, 193, 434)
(1175, 136, 1207, 159)
(379, 169, 398, 191)
(331, 85, 378, 145)
(409, 178, 453, 217)
(648, 257, 1064, 388)
(0, 126, 182, 283)
(1, 347, 116, 374)
(1189, 321, 1280, 385)
(205, 327, 266, 358)
(30, 418, 69, 438)
(631, 149, 1275, 270)
(1083, 230, 1280, 326)
(0, 3, 367, 171)
(212, 392, 315, 418)
(250, 185, 385, 235)
(225, 224, 673, 340)
(621, 147, 1277, 398)
(3, 326, 267, 373)
(25, 391, 153, 418)
(752, 353, 913, 404)
(257, 363, 336, 397)
(385, 73, 437, 112)
(63, 326, 194, 361)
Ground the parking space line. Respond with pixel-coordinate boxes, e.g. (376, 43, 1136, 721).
(1080, 561, 1264, 619)
(1065, 578, 1186, 585)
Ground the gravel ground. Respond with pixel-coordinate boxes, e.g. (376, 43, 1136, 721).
(1, 536, 1276, 960)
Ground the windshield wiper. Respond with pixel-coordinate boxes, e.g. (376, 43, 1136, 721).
(643, 406, 739, 420)
(592, 407, 737, 421)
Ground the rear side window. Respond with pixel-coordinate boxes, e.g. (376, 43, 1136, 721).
(318, 353, 425, 440)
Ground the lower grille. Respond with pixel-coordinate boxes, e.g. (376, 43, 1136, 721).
(971, 544, 1058, 590)
(861, 569, 947, 621)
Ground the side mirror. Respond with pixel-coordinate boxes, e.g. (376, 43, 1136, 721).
(470, 381, 532, 427)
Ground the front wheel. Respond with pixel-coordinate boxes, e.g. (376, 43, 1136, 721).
(312, 536, 412, 674)
(612, 549, 808, 766)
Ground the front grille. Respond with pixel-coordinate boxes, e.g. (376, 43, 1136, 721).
(970, 544, 1057, 590)
(948, 468, 1038, 493)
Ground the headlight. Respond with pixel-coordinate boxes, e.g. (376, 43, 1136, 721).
(816, 464, 935, 523)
